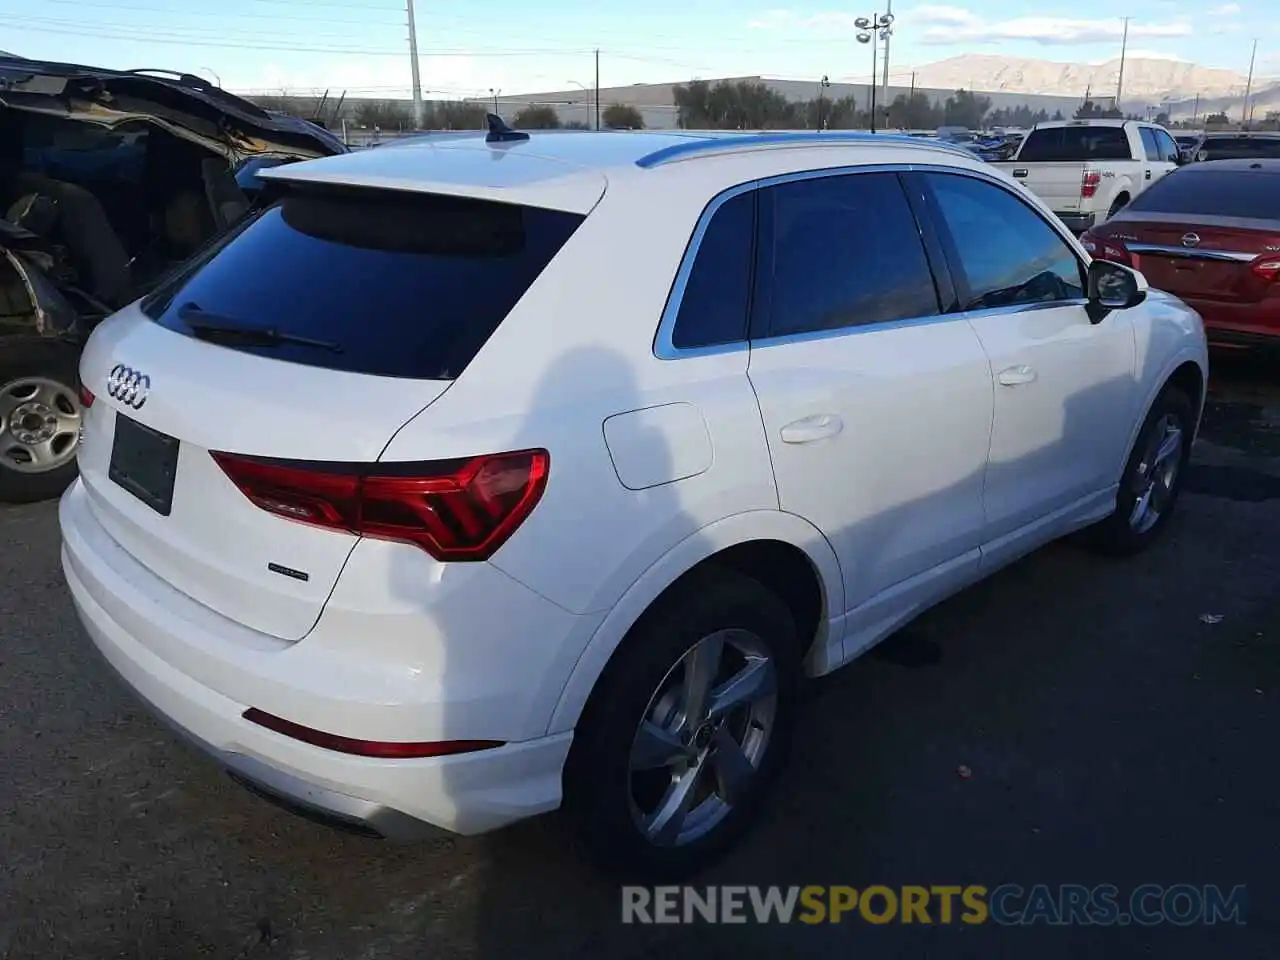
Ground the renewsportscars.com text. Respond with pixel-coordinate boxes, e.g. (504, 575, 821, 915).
(622, 884, 1248, 926)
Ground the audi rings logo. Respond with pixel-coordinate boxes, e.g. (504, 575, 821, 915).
(106, 364, 150, 409)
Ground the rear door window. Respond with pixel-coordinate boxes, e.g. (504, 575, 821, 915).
(1017, 126, 1133, 162)
(756, 171, 940, 337)
(142, 186, 584, 380)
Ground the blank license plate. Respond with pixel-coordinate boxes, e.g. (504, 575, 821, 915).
(109, 414, 179, 516)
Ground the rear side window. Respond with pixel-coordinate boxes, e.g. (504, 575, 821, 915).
(142, 186, 584, 379)
(757, 172, 940, 337)
(1127, 168, 1280, 219)
(1018, 126, 1132, 162)
(1199, 137, 1280, 160)
(670, 190, 755, 350)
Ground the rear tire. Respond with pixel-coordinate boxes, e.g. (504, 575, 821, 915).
(563, 567, 800, 882)
(1086, 384, 1194, 556)
(0, 340, 84, 504)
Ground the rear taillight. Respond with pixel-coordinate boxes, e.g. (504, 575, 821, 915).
(78, 384, 94, 408)
(1251, 256, 1280, 282)
(1081, 171, 1102, 199)
(210, 448, 549, 562)
(1080, 231, 1134, 267)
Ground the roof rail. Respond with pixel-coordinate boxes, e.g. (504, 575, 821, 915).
(634, 131, 975, 168)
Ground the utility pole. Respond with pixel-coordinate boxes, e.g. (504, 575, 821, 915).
(594, 49, 600, 130)
(1115, 16, 1130, 110)
(406, 0, 423, 129)
(1243, 38, 1257, 126)
(1192, 91, 1200, 124)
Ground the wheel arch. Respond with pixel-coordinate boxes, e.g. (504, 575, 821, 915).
(1117, 350, 1207, 481)
(545, 510, 843, 735)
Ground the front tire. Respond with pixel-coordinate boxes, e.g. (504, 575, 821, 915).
(0, 340, 84, 504)
(563, 568, 800, 881)
(1087, 384, 1194, 556)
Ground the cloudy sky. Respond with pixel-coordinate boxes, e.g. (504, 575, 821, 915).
(0, 0, 1271, 98)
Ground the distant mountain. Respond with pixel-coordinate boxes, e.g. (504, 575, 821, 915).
(909, 53, 1255, 104)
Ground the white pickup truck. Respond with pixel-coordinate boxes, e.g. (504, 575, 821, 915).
(989, 119, 1183, 232)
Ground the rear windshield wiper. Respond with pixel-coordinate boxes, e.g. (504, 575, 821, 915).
(177, 302, 343, 353)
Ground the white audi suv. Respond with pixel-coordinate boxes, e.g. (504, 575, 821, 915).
(60, 121, 1208, 878)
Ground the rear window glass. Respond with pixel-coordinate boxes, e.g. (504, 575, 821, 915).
(1127, 168, 1280, 219)
(1199, 137, 1280, 160)
(1017, 126, 1132, 162)
(142, 187, 583, 379)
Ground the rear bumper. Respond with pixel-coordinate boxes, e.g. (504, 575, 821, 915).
(1055, 211, 1096, 233)
(59, 479, 580, 839)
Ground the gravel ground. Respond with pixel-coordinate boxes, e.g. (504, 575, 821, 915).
(2, 353, 1278, 959)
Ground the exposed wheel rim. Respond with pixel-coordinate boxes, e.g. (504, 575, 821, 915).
(1128, 412, 1183, 534)
(626, 628, 778, 848)
(0, 376, 83, 475)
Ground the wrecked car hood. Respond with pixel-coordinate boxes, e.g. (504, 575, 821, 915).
(0, 55, 347, 162)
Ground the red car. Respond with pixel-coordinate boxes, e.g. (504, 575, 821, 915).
(1080, 158, 1280, 347)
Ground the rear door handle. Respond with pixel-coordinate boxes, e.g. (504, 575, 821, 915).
(780, 414, 843, 444)
(997, 365, 1038, 386)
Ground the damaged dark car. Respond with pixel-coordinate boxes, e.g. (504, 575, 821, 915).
(0, 56, 346, 502)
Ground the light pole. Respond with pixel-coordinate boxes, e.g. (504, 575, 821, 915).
(880, 0, 894, 114)
(817, 75, 830, 129)
(856, 11, 894, 133)
(568, 79, 592, 128)
(489, 87, 501, 114)
(1243, 38, 1258, 127)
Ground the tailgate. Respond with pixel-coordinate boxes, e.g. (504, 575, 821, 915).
(76, 308, 448, 641)
(1005, 163, 1086, 213)
(69, 179, 585, 643)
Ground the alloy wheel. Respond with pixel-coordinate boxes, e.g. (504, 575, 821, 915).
(1129, 412, 1183, 534)
(627, 628, 778, 848)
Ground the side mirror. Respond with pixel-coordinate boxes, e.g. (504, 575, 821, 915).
(1086, 258, 1148, 323)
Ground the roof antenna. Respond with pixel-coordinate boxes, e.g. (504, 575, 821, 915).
(486, 113, 530, 144)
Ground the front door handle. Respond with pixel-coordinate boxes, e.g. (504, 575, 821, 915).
(1145, 169, 1153, 180)
(997, 365, 1038, 386)
(780, 414, 843, 444)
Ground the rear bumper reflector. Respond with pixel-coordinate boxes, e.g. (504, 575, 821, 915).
(242, 708, 504, 758)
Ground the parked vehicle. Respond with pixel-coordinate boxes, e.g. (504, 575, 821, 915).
(1081, 158, 1280, 348)
(61, 123, 1208, 879)
(1174, 133, 1203, 163)
(991, 119, 1182, 232)
(0, 55, 346, 503)
(1193, 132, 1280, 163)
